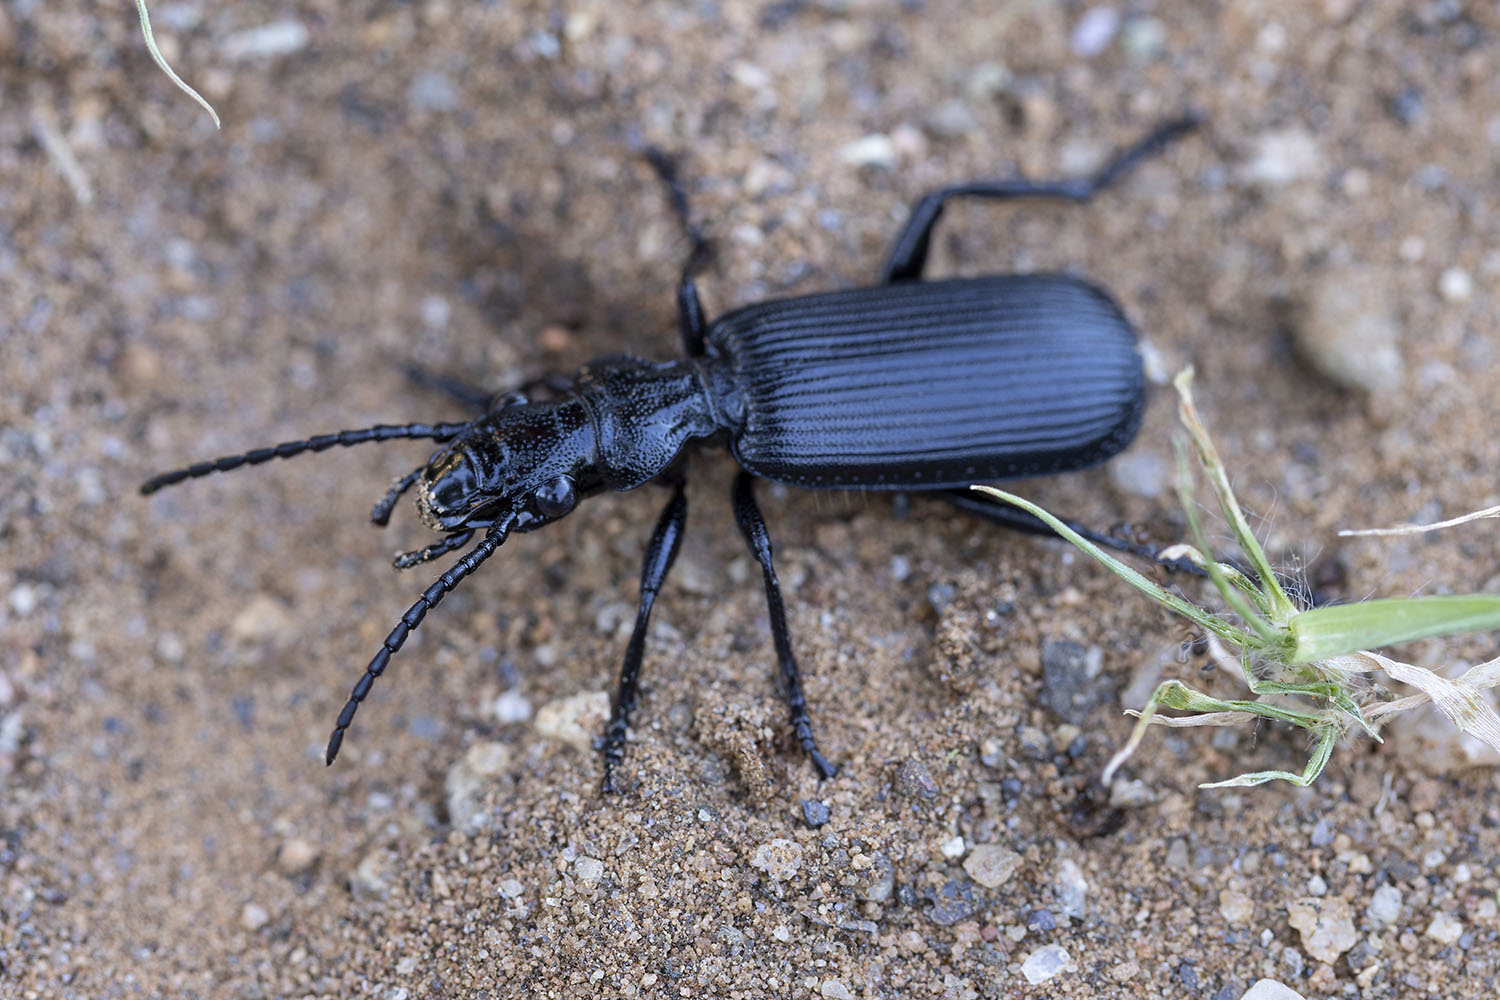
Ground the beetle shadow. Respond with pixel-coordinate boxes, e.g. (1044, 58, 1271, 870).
(419, 172, 686, 401)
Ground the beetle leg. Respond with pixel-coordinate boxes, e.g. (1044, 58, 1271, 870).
(391, 529, 476, 570)
(644, 147, 713, 357)
(601, 481, 689, 794)
(402, 364, 496, 412)
(880, 114, 1201, 284)
(730, 471, 839, 781)
(940, 488, 1208, 577)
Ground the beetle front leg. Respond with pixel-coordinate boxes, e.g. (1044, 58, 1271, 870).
(730, 471, 839, 781)
(601, 480, 689, 794)
(880, 115, 1200, 284)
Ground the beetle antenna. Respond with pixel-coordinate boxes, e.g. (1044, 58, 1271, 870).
(325, 515, 515, 765)
(371, 466, 425, 526)
(392, 529, 475, 570)
(140, 421, 474, 496)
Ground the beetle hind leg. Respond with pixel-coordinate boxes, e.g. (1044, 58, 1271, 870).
(941, 488, 1206, 577)
(600, 481, 689, 794)
(880, 114, 1200, 284)
(730, 471, 839, 781)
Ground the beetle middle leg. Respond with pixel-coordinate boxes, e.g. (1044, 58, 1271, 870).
(601, 480, 689, 794)
(731, 470, 839, 780)
(880, 114, 1200, 284)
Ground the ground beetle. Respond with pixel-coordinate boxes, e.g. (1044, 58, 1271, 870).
(142, 116, 1198, 791)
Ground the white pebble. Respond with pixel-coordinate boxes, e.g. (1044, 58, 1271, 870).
(750, 838, 804, 882)
(7, 584, 39, 616)
(1438, 266, 1473, 302)
(1425, 911, 1464, 945)
(574, 856, 605, 884)
(940, 835, 966, 859)
(1071, 7, 1120, 58)
(221, 21, 310, 61)
(1055, 858, 1089, 919)
(1109, 451, 1166, 499)
(840, 134, 897, 170)
(240, 902, 270, 931)
(820, 979, 853, 1000)
(1240, 981, 1307, 1000)
(493, 688, 532, 723)
(1240, 129, 1322, 187)
(534, 691, 610, 751)
(1020, 944, 1071, 984)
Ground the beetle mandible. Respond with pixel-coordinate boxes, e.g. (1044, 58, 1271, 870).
(142, 116, 1199, 791)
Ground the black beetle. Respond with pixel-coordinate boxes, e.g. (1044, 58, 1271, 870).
(142, 117, 1198, 790)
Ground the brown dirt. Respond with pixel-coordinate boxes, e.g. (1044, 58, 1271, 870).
(5, 2, 1500, 997)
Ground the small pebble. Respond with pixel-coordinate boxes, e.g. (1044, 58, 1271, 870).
(1240, 129, 1322, 187)
(1027, 908, 1057, 931)
(1109, 451, 1166, 500)
(1425, 911, 1463, 945)
(1240, 980, 1307, 1000)
(445, 741, 513, 834)
(1071, 7, 1120, 58)
(962, 844, 1021, 889)
(351, 850, 395, 902)
(750, 838, 804, 882)
(820, 979, 853, 1000)
(924, 99, 978, 140)
(240, 902, 270, 931)
(1121, 16, 1167, 62)
(1438, 266, 1473, 302)
(894, 759, 939, 799)
(1309, 816, 1335, 847)
(1020, 943, 1071, 984)
(1291, 269, 1404, 393)
(220, 20, 310, 60)
(277, 837, 320, 876)
(7, 584, 38, 616)
(1039, 640, 1108, 725)
(1286, 897, 1357, 963)
(534, 691, 609, 751)
(840, 134, 897, 170)
(574, 856, 605, 884)
(1219, 888, 1254, 925)
(801, 799, 831, 828)
(1054, 858, 1088, 919)
(940, 835, 966, 859)
(492, 689, 532, 724)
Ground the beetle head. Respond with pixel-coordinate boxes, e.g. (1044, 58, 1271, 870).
(414, 403, 593, 532)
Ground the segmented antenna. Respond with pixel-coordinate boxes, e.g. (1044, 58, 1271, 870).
(325, 515, 516, 765)
(140, 422, 473, 495)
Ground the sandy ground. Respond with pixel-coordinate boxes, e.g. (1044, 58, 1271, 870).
(5, 1, 1500, 997)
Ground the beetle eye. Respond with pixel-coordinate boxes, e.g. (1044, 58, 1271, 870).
(533, 475, 577, 518)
